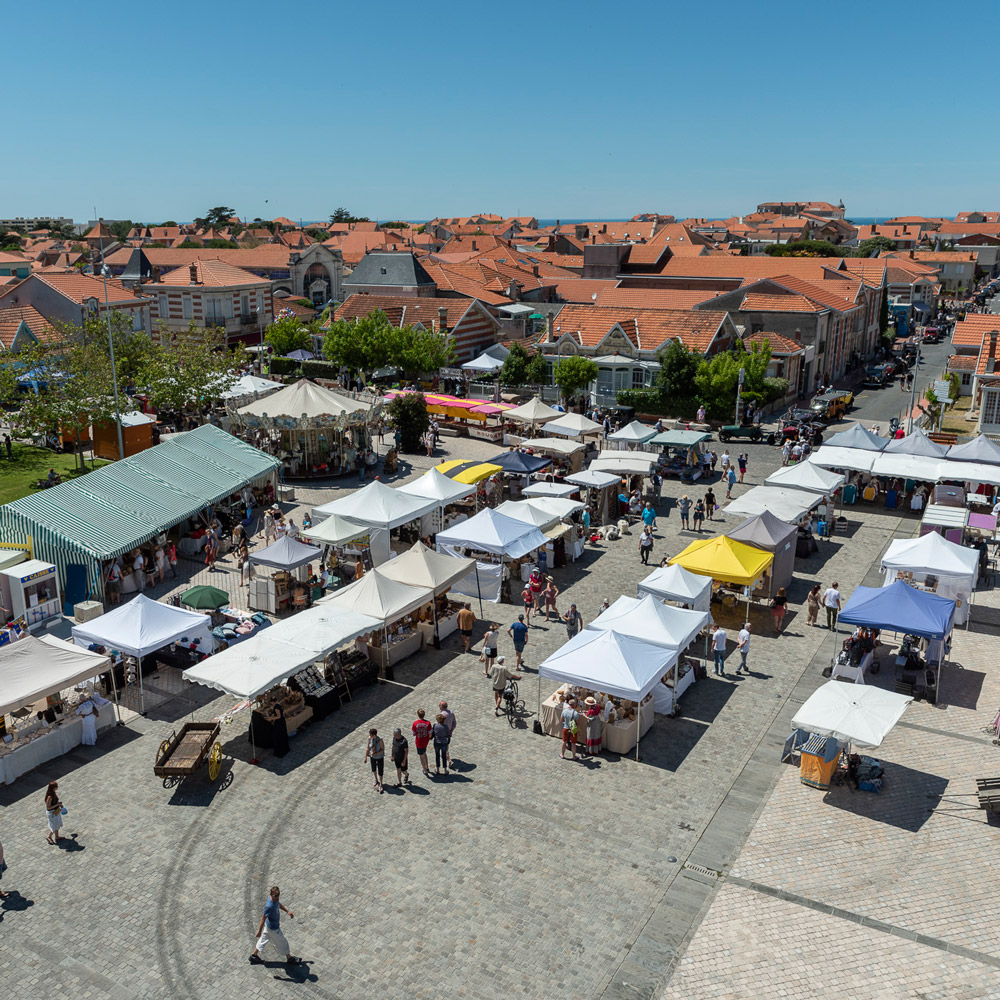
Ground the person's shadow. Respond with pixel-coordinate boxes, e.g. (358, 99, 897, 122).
(271, 960, 317, 983)
(0, 891, 35, 920)
(55, 834, 85, 852)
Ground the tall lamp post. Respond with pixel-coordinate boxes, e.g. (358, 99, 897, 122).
(96, 214, 125, 460)
(906, 331, 923, 435)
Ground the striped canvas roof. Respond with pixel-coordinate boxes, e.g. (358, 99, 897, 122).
(0, 425, 278, 567)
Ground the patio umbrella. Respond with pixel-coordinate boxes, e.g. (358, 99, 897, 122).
(286, 349, 315, 361)
(180, 585, 230, 610)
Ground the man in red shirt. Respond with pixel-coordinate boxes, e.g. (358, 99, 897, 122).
(411, 709, 434, 777)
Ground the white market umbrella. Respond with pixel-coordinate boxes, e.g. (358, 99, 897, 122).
(791, 682, 912, 749)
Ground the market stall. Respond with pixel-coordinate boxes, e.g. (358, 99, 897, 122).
(504, 396, 563, 433)
(651, 429, 712, 482)
(722, 486, 823, 525)
(377, 541, 475, 645)
(0, 559, 61, 629)
(541, 412, 603, 439)
(565, 468, 621, 523)
(517, 437, 587, 475)
(588, 450, 657, 477)
(538, 629, 673, 757)
(920, 503, 969, 543)
(247, 535, 323, 613)
(726, 510, 798, 598)
(838, 580, 956, 700)
(880, 532, 978, 626)
(870, 428, 948, 482)
(808, 423, 888, 475)
(522, 481, 579, 498)
(434, 507, 548, 604)
(790, 682, 913, 790)
(764, 462, 845, 495)
(587, 595, 710, 714)
(234, 378, 378, 478)
(607, 420, 656, 449)
(318, 569, 435, 672)
(0, 636, 117, 785)
(636, 563, 713, 612)
(72, 594, 215, 714)
(398, 468, 477, 533)
(219, 373, 284, 408)
(669, 535, 774, 615)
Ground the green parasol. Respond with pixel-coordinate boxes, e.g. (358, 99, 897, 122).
(180, 585, 229, 610)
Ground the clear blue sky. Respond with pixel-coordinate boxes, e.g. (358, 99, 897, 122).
(5, 1, 999, 224)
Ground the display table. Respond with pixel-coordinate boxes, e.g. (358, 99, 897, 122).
(469, 424, 503, 442)
(416, 613, 459, 646)
(249, 704, 313, 749)
(366, 629, 422, 669)
(539, 685, 654, 753)
(832, 649, 873, 683)
(0, 704, 117, 785)
(304, 688, 340, 721)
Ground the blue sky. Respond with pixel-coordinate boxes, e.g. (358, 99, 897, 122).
(5, 1, 999, 224)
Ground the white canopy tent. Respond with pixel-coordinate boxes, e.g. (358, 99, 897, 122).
(945, 435, 1000, 465)
(542, 412, 603, 438)
(522, 481, 579, 498)
(589, 451, 656, 475)
(565, 469, 621, 489)
(318, 568, 434, 622)
(538, 629, 678, 759)
(791, 681, 912, 749)
(807, 448, 877, 474)
(219, 374, 284, 404)
(883, 427, 950, 458)
(870, 453, 944, 480)
(723, 486, 822, 524)
(764, 462, 845, 494)
(636, 563, 713, 612)
(72, 594, 214, 714)
(300, 513, 372, 547)
(435, 508, 548, 560)
(608, 420, 657, 446)
(237, 377, 369, 421)
(523, 437, 587, 457)
(505, 397, 563, 425)
(248, 535, 322, 570)
(525, 496, 585, 520)
(377, 541, 475, 593)
(823, 423, 889, 451)
(495, 500, 562, 530)
(880, 532, 979, 625)
(0, 636, 111, 716)
(263, 607, 384, 656)
(939, 462, 1000, 487)
(312, 479, 437, 529)
(397, 467, 476, 505)
(461, 350, 506, 373)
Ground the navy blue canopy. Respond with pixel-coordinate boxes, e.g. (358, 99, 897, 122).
(838, 579, 956, 639)
(487, 451, 552, 475)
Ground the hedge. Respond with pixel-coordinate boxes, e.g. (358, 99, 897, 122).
(268, 357, 301, 376)
(301, 359, 340, 380)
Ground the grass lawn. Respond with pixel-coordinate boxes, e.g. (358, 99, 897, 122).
(939, 396, 975, 436)
(0, 444, 109, 506)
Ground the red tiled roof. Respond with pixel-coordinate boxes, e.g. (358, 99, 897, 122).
(952, 314, 1000, 348)
(548, 278, 620, 302)
(331, 293, 496, 333)
(594, 287, 722, 310)
(11, 271, 147, 306)
(0, 304, 61, 347)
(740, 293, 825, 313)
(550, 304, 728, 353)
(976, 330, 1000, 375)
(947, 354, 978, 371)
(157, 258, 270, 287)
(626, 224, 711, 266)
(743, 330, 805, 354)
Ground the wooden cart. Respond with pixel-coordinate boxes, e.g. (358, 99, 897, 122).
(154, 721, 222, 788)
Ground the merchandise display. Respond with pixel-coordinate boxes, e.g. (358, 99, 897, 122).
(538, 684, 654, 754)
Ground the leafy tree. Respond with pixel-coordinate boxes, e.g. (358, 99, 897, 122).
(159, 220, 178, 227)
(526, 353, 549, 385)
(178, 239, 202, 248)
(388, 324, 455, 376)
(852, 235, 897, 258)
(764, 240, 847, 258)
(305, 228, 329, 242)
(879, 291, 889, 333)
(656, 341, 702, 410)
(322, 310, 453, 375)
(266, 315, 313, 356)
(693, 341, 772, 421)
(205, 238, 236, 249)
(141, 323, 238, 412)
(329, 207, 353, 224)
(106, 220, 133, 241)
(381, 221, 408, 229)
(553, 356, 598, 402)
(415, 224, 427, 235)
(203, 206, 236, 228)
(386, 391, 429, 452)
(0, 230, 23, 251)
(499, 341, 531, 385)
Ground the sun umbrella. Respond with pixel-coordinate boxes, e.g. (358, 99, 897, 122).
(180, 585, 230, 610)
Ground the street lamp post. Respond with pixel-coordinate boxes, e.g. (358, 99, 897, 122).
(96, 216, 125, 461)
(906, 331, 923, 434)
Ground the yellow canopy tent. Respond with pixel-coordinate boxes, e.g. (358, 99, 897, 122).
(434, 459, 503, 485)
(669, 535, 774, 607)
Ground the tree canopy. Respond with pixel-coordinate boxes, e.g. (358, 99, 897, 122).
(386, 392, 429, 452)
(329, 208, 370, 224)
(694, 341, 773, 420)
(764, 240, 847, 258)
(265, 315, 313, 356)
(552, 356, 598, 401)
(656, 341, 702, 410)
(322, 310, 453, 375)
(499, 341, 548, 386)
(852, 235, 897, 257)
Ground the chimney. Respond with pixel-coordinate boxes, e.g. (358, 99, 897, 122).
(151, 266, 161, 283)
(591, 235, 596, 245)
(189, 263, 199, 284)
(546, 314, 554, 341)
(438, 305, 448, 333)
(532, 264, 539, 277)
(472, 240, 477, 251)
(909, 250, 914, 258)
(602, 225, 607, 234)
(547, 235, 555, 252)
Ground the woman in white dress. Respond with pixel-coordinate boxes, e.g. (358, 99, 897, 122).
(45, 782, 63, 845)
(76, 698, 99, 746)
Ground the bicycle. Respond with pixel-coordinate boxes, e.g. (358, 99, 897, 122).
(502, 680, 525, 728)
(982, 707, 1000, 746)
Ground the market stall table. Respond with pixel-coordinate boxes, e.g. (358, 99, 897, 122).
(538, 683, 654, 753)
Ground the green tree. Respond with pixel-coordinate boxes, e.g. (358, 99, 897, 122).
(385, 324, 455, 375)
(141, 324, 239, 412)
(526, 353, 549, 385)
(0, 230, 23, 251)
(879, 291, 890, 334)
(329, 207, 352, 224)
(265, 315, 312, 356)
(656, 341, 702, 411)
(764, 240, 847, 258)
(693, 341, 772, 421)
(386, 391, 429, 452)
(305, 228, 329, 242)
(852, 235, 897, 258)
(202, 206, 236, 228)
(552, 356, 598, 402)
(204, 238, 236, 249)
(499, 341, 531, 385)
(106, 220, 133, 241)
(322, 312, 389, 370)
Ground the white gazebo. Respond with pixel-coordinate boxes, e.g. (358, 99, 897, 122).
(636, 563, 713, 612)
(543, 412, 603, 438)
(504, 397, 563, 426)
(607, 420, 656, 447)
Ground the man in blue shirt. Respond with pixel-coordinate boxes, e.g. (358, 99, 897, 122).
(641, 502, 657, 530)
(250, 886, 301, 967)
(507, 614, 529, 668)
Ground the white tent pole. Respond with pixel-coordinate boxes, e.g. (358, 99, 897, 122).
(536, 673, 541, 722)
(107, 659, 123, 725)
(138, 653, 145, 715)
(635, 707, 641, 762)
(473, 561, 484, 619)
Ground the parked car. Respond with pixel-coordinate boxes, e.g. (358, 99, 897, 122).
(809, 389, 854, 421)
(863, 364, 893, 388)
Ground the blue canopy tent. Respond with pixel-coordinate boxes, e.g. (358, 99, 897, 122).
(486, 451, 552, 475)
(838, 579, 956, 700)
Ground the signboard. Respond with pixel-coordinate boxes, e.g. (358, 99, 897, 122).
(933, 379, 951, 399)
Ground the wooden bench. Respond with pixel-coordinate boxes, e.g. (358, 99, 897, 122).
(976, 777, 1000, 813)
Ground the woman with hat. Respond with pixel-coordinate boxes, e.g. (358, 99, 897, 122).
(584, 697, 603, 756)
(528, 567, 544, 613)
(542, 576, 560, 621)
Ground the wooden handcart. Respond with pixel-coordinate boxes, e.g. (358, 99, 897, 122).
(154, 721, 222, 788)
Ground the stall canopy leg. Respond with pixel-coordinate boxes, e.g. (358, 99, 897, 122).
(138, 654, 145, 716)
(473, 562, 484, 619)
(635, 712, 641, 762)
(108, 662, 123, 726)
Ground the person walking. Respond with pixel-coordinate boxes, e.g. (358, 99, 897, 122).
(44, 782, 63, 844)
(806, 583, 821, 626)
(737, 452, 747, 483)
(263, 507, 277, 545)
(560, 697, 582, 760)
(771, 587, 788, 632)
(482, 624, 499, 675)
(520, 584, 535, 626)
(642, 502, 656, 531)
(249, 886, 300, 967)
(106, 560, 122, 605)
(678, 494, 691, 530)
(364, 728, 385, 793)
(563, 603, 583, 638)
(725, 466, 737, 499)
(508, 614, 528, 668)
(696, 404, 706, 424)
(165, 540, 178, 580)
(781, 440, 791, 466)
(429, 714, 449, 776)
(76, 696, 99, 746)
(720, 450, 731, 473)
(823, 582, 842, 630)
(639, 526, 654, 565)
(390, 728, 410, 787)
(542, 577, 560, 621)
(710, 451, 719, 474)
(439, 701, 456, 768)
(704, 489, 717, 521)
(412, 710, 433, 776)
(692, 498, 705, 531)
(490, 655, 521, 715)
(736, 622, 751, 675)
(711, 625, 727, 676)
(457, 603, 476, 652)
(0, 838, 8, 899)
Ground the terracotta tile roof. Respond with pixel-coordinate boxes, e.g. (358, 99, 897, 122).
(956, 211, 1000, 223)
(0, 304, 60, 347)
(768, 273, 861, 310)
(947, 354, 978, 371)
(952, 313, 1000, 348)
(550, 304, 728, 353)
(548, 278, 620, 302)
(418, 263, 508, 305)
(658, 255, 849, 283)
(0, 251, 30, 265)
(740, 292, 825, 313)
(625, 224, 712, 266)
(105, 245, 318, 271)
(272, 217, 296, 227)
(743, 330, 805, 354)
(594, 287, 722, 310)
(933, 222, 1000, 237)
(840, 259, 888, 286)
(332, 293, 495, 333)
(11, 270, 147, 306)
(84, 222, 112, 240)
(157, 258, 270, 287)
(976, 330, 1000, 375)
(887, 251, 977, 264)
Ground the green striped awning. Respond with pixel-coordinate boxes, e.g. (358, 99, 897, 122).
(0, 425, 279, 581)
